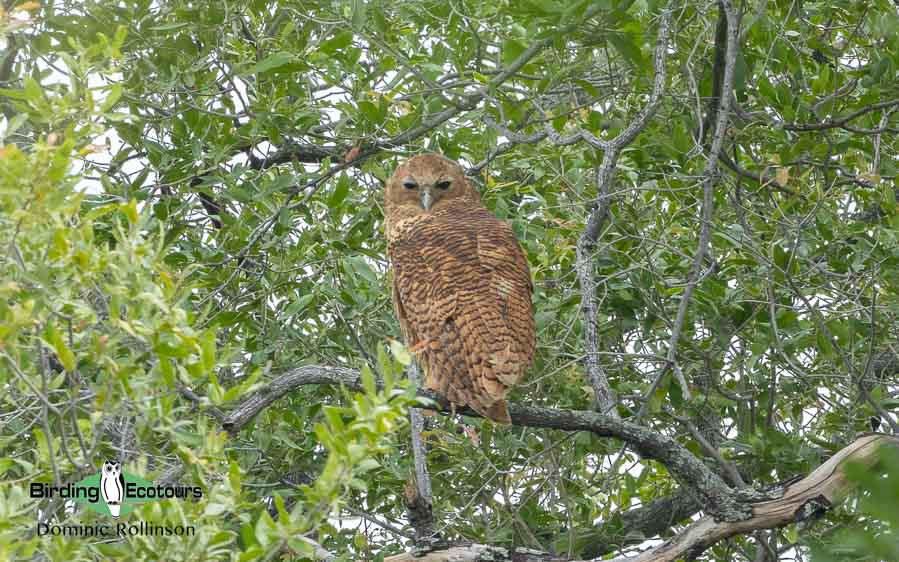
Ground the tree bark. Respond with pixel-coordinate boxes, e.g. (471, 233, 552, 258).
(382, 435, 898, 562)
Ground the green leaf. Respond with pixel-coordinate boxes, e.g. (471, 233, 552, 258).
(0, 113, 27, 142)
(246, 52, 294, 74)
(0, 87, 29, 101)
(357, 100, 383, 125)
(319, 32, 353, 55)
(352, 0, 367, 29)
(388, 339, 412, 367)
(44, 323, 75, 372)
(357, 458, 379, 473)
(285, 293, 315, 316)
(345, 255, 378, 285)
(669, 374, 684, 408)
(360, 365, 376, 396)
(324, 406, 346, 432)
(502, 38, 526, 65)
(122, 199, 139, 224)
(816, 330, 834, 358)
(328, 174, 351, 208)
(648, 371, 671, 413)
(101, 83, 122, 112)
(608, 33, 645, 69)
(348, 477, 368, 491)
(23, 77, 43, 103)
(200, 329, 217, 372)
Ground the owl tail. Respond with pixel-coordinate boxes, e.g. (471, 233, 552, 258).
(482, 399, 511, 424)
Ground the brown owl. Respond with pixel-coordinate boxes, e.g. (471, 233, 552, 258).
(384, 153, 535, 423)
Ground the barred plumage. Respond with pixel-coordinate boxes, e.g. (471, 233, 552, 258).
(384, 154, 535, 423)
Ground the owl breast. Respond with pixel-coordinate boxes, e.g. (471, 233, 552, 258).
(387, 202, 535, 423)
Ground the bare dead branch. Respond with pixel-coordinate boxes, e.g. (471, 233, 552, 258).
(384, 544, 567, 562)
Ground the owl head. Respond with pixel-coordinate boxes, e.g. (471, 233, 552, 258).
(102, 460, 121, 476)
(385, 153, 479, 214)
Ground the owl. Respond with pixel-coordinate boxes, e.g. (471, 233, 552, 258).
(384, 153, 535, 423)
(100, 460, 125, 517)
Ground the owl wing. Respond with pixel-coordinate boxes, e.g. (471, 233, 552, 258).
(389, 221, 457, 353)
(389, 208, 534, 423)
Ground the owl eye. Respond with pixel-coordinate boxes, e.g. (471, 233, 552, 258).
(403, 181, 418, 190)
(436, 180, 451, 190)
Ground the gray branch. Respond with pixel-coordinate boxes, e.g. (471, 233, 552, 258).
(222, 364, 751, 523)
(405, 362, 436, 547)
(574, 2, 677, 417)
(639, 0, 741, 415)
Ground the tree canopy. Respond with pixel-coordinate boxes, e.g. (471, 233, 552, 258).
(2, 0, 899, 560)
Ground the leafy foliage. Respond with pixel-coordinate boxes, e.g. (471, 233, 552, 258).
(811, 446, 899, 562)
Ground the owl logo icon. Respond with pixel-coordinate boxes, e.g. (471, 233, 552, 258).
(100, 460, 125, 517)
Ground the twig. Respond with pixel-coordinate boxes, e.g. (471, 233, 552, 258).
(176, 382, 228, 424)
(782, 98, 899, 131)
(672, 411, 745, 488)
(343, 505, 415, 540)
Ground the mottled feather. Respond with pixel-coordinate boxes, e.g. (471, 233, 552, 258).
(384, 154, 535, 423)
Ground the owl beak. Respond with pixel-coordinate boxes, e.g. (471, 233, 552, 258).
(420, 186, 434, 211)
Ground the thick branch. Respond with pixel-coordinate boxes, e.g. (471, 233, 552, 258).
(222, 366, 360, 432)
(582, 487, 701, 558)
(383, 435, 899, 562)
(576, 154, 619, 417)
(222, 365, 747, 523)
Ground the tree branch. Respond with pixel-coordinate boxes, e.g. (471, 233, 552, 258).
(202, 7, 614, 284)
(382, 435, 899, 562)
(781, 98, 899, 132)
(604, 434, 897, 562)
(222, 364, 750, 523)
(573, 1, 677, 417)
(404, 363, 436, 548)
(639, 0, 740, 414)
(582, 487, 701, 558)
